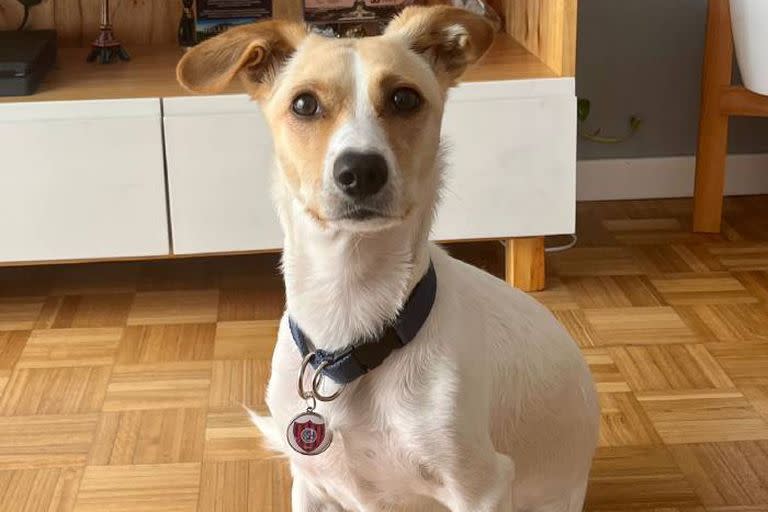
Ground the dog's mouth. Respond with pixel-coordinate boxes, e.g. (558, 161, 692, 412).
(336, 208, 387, 221)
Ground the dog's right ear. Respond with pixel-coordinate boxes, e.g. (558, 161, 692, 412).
(177, 21, 307, 97)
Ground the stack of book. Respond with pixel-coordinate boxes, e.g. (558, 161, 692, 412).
(195, 0, 273, 42)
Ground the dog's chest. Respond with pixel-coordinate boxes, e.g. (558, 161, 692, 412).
(268, 351, 441, 508)
(290, 407, 440, 509)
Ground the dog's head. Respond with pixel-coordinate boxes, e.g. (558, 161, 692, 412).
(177, 6, 493, 233)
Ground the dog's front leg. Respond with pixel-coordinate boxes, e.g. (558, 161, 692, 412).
(291, 473, 347, 512)
(431, 444, 515, 512)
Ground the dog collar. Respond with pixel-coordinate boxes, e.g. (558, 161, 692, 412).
(288, 261, 437, 385)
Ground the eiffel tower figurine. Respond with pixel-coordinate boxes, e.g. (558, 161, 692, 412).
(87, 0, 130, 64)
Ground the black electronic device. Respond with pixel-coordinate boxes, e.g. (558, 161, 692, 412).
(0, 29, 57, 96)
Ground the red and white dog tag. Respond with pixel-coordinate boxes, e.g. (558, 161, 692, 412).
(287, 410, 332, 456)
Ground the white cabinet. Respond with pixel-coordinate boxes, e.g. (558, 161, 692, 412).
(162, 79, 575, 254)
(436, 79, 576, 240)
(163, 95, 282, 255)
(0, 99, 169, 263)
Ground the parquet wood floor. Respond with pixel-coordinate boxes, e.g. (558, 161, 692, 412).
(1, 196, 768, 511)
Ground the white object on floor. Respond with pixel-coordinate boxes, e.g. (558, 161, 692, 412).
(731, 0, 768, 96)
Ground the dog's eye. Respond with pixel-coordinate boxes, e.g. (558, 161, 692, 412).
(292, 93, 319, 117)
(391, 87, 421, 113)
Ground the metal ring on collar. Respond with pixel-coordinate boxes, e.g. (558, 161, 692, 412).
(312, 361, 345, 402)
(297, 352, 315, 400)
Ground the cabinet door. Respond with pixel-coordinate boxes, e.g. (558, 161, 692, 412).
(163, 95, 281, 255)
(0, 99, 169, 263)
(163, 80, 575, 256)
(434, 79, 576, 241)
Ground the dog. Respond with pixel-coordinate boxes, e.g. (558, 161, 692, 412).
(177, 6, 600, 511)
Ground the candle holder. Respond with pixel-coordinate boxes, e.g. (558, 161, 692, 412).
(86, 0, 130, 64)
(178, 0, 196, 49)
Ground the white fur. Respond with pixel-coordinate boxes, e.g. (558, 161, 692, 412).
(254, 44, 600, 512)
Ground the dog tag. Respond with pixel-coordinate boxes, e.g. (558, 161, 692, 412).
(287, 410, 332, 456)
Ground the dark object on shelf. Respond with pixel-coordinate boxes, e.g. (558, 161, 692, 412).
(179, 0, 196, 48)
(86, 0, 130, 64)
(0, 29, 57, 96)
(195, 0, 272, 43)
(305, 0, 416, 37)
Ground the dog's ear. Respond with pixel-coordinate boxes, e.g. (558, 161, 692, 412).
(177, 20, 307, 96)
(384, 6, 494, 83)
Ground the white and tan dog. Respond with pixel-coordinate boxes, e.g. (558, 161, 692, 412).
(178, 7, 599, 511)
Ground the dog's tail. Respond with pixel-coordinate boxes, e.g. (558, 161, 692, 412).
(242, 404, 286, 455)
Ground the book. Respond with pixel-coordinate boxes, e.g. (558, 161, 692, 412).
(195, 0, 273, 42)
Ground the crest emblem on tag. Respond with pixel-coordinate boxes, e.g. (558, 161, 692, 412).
(287, 411, 332, 455)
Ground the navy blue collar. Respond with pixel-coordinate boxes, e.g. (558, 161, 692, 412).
(289, 261, 437, 385)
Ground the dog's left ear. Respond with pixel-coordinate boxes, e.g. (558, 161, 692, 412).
(384, 6, 494, 83)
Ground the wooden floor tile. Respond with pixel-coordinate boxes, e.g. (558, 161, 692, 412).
(218, 288, 285, 322)
(609, 345, 734, 392)
(603, 218, 684, 232)
(128, 290, 219, 326)
(0, 415, 98, 469)
(214, 321, 279, 360)
(103, 362, 211, 412)
(47, 294, 134, 329)
(583, 349, 630, 393)
(708, 243, 768, 270)
(209, 360, 270, 409)
(116, 324, 215, 364)
(549, 247, 642, 276)
(670, 442, 768, 507)
(553, 309, 601, 347)
(733, 270, 768, 302)
(0, 298, 44, 331)
(90, 408, 206, 465)
(17, 328, 122, 368)
(637, 390, 768, 444)
(742, 386, 768, 424)
(587, 446, 700, 510)
(562, 277, 634, 308)
(73, 463, 201, 512)
(0, 331, 28, 372)
(706, 343, 768, 386)
(0, 367, 111, 416)
(0, 374, 7, 399)
(0, 466, 83, 512)
(651, 274, 757, 305)
(198, 460, 291, 512)
(204, 410, 277, 461)
(598, 392, 662, 447)
(528, 277, 579, 311)
(584, 306, 700, 346)
(679, 304, 768, 342)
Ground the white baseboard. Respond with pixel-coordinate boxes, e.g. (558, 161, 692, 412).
(577, 154, 768, 201)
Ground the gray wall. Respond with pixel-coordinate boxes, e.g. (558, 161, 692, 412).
(576, 0, 768, 160)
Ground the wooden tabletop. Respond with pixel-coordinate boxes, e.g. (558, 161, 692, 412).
(0, 33, 556, 104)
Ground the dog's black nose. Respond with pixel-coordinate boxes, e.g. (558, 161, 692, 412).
(333, 151, 388, 199)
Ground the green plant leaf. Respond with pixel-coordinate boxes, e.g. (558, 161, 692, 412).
(577, 98, 591, 122)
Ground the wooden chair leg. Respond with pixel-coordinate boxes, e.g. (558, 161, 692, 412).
(693, 0, 733, 233)
(505, 237, 545, 292)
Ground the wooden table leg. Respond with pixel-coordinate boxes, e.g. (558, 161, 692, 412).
(505, 237, 545, 292)
(693, 0, 734, 233)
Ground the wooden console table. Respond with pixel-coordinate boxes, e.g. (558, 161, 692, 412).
(693, 0, 768, 233)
